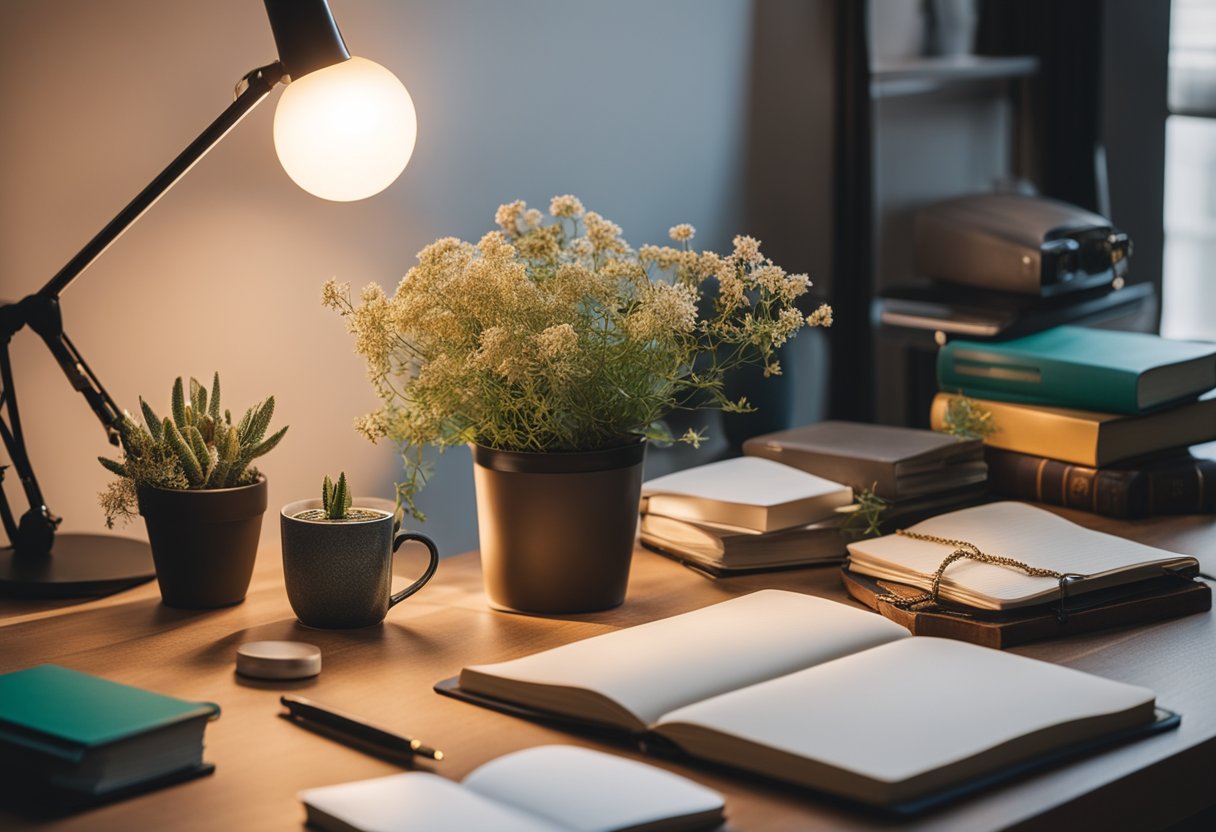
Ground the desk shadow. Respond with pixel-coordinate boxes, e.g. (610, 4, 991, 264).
(0, 764, 213, 820)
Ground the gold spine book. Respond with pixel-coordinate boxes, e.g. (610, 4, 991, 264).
(928, 393, 1216, 468)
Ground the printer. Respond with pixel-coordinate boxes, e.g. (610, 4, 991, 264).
(914, 193, 1131, 297)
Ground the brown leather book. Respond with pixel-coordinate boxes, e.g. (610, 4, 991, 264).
(985, 447, 1216, 518)
(742, 421, 985, 500)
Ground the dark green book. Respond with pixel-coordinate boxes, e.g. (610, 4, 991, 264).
(0, 665, 218, 798)
(937, 326, 1216, 414)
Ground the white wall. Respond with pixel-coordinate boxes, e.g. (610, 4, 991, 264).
(0, 0, 753, 557)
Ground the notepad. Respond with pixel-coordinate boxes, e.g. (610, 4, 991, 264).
(440, 591, 1168, 809)
(299, 745, 725, 832)
(846, 502, 1199, 610)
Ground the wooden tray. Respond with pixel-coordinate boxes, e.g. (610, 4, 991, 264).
(841, 565, 1211, 649)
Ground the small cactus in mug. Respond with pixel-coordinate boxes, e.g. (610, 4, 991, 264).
(322, 473, 353, 520)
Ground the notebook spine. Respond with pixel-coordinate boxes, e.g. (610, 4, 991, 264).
(986, 449, 1216, 518)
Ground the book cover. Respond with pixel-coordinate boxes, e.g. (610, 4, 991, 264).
(742, 421, 985, 500)
(0, 665, 218, 797)
(929, 392, 1216, 467)
(985, 447, 1216, 518)
(640, 457, 852, 533)
(937, 326, 1216, 414)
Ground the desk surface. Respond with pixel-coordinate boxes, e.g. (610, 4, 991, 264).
(1, 508, 1214, 832)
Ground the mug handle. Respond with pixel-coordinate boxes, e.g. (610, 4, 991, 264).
(388, 532, 440, 608)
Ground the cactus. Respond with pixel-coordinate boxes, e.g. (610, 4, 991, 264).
(98, 372, 289, 526)
(321, 472, 353, 520)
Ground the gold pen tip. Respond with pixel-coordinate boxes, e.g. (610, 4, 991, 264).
(433, 750, 445, 761)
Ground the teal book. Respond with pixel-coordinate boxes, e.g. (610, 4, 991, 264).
(937, 326, 1216, 414)
(0, 664, 218, 797)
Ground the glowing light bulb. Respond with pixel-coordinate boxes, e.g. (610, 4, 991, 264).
(273, 56, 417, 202)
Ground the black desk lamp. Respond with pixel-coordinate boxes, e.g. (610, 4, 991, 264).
(0, 0, 417, 597)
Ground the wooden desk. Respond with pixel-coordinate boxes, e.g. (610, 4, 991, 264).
(2, 509, 1213, 832)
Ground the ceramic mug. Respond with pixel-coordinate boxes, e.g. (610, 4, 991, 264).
(280, 497, 439, 628)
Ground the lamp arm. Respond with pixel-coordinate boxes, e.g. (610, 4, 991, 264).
(41, 62, 286, 299)
(0, 61, 287, 557)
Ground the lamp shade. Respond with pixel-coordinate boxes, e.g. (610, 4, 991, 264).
(273, 56, 417, 202)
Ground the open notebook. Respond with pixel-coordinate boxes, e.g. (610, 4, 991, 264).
(437, 591, 1172, 811)
(299, 745, 724, 832)
(845, 501, 1199, 610)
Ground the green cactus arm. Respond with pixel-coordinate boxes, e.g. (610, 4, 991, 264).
(208, 372, 221, 423)
(224, 427, 241, 462)
(224, 408, 232, 426)
(242, 397, 276, 445)
(190, 377, 207, 421)
(322, 475, 334, 509)
(339, 473, 351, 513)
(164, 418, 204, 486)
(245, 425, 288, 461)
(325, 472, 349, 520)
(98, 456, 128, 478)
(171, 377, 188, 428)
(235, 405, 253, 441)
(187, 425, 211, 471)
(139, 398, 162, 443)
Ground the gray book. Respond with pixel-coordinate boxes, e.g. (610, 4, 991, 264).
(743, 421, 986, 500)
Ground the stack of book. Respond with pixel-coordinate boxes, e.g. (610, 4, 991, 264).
(638, 457, 854, 575)
(0, 665, 218, 807)
(742, 420, 988, 514)
(932, 325, 1216, 518)
(638, 422, 989, 575)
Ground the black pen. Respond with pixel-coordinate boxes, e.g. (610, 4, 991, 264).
(280, 695, 444, 762)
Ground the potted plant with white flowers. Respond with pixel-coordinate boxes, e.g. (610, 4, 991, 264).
(324, 196, 831, 614)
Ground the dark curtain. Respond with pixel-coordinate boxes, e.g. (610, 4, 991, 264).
(826, 0, 873, 421)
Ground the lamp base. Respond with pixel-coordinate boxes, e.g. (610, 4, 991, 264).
(0, 533, 155, 598)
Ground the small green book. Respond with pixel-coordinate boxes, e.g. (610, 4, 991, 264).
(937, 326, 1216, 414)
(0, 664, 218, 797)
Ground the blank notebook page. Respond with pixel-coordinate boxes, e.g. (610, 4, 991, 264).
(463, 590, 907, 726)
(463, 746, 723, 832)
(659, 637, 1155, 784)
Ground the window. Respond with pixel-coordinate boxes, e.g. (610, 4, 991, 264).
(1161, 0, 1216, 340)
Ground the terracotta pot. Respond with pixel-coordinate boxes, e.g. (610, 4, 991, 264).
(137, 476, 267, 609)
(472, 441, 645, 614)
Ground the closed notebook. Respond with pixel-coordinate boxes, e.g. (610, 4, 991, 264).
(299, 744, 725, 832)
(742, 420, 986, 500)
(846, 502, 1199, 611)
(937, 325, 1216, 414)
(929, 392, 1216, 467)
(641, 457, 852, 533)
(0, 664, 218, 795)
(639, 513, 847, 573)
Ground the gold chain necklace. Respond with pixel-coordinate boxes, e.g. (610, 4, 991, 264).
(873, 529, 1087, 614)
